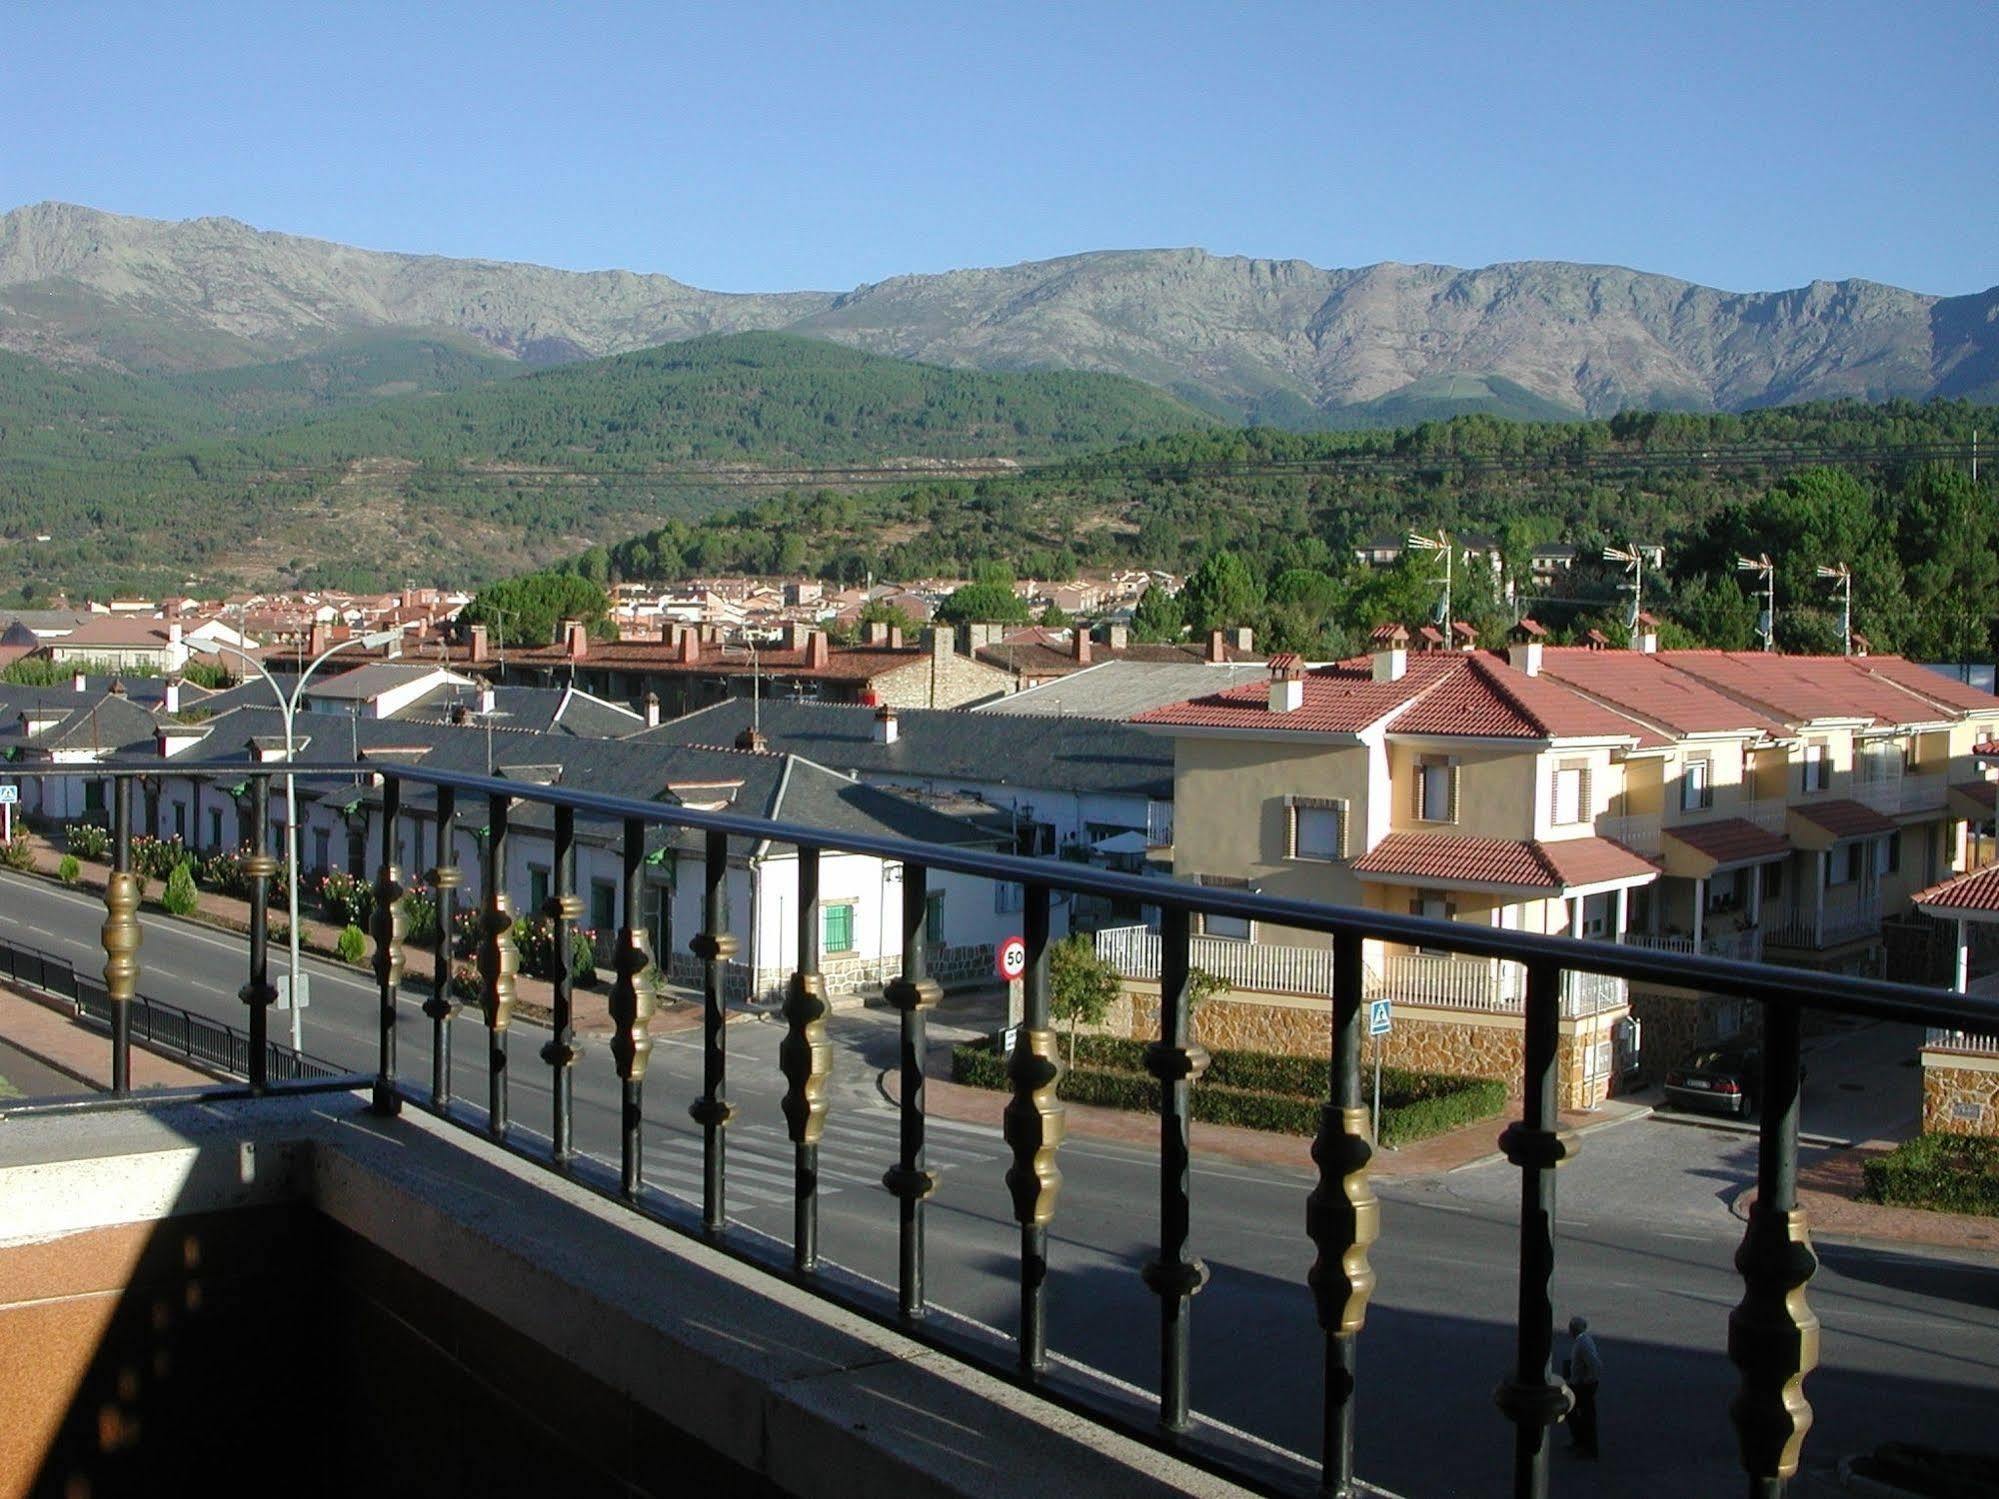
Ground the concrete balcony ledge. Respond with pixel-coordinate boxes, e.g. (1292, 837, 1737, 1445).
(0, 1093, 1256, 1499)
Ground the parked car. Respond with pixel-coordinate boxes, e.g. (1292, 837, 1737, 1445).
(1662, 1041, 1762, 1118)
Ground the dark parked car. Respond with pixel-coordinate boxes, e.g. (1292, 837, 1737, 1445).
(1663, 1041, 1762, 1118)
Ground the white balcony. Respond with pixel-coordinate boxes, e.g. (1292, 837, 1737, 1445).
(1598, 814, 1661, 856)
(1925, 1027, 1999, 1056)
(1767, 889, 1883, 950)
(1366, 952, 1626, 1019)
(1619, 928, 1764, 964)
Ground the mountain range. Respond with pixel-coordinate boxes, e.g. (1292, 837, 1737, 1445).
(5, 202, 1995, 423)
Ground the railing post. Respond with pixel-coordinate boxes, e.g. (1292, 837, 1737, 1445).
(239, 775, 279, 1095)
(1494, 958, 1573, 1499)
(605, 816, 656, 1197)
(1003, 882, 1063, 1377)
(478, 792, 519, 1138)
(423, 784, 460, 1109)
(369, 775, 406, 1116)
(780, 844, 831, 1272)
(541, 805, 585, 1167)
(1143, 905, 1210, 1435)
(1729, 1000, 1819, 1498)
(688, 829, 736, 1234)
(1308, 929, 1376, 1497)
(882, 861, 942, 1317)
(102, 775, 139, 1095)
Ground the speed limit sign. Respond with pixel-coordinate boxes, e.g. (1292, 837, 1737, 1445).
(996, 935, 1027, 981)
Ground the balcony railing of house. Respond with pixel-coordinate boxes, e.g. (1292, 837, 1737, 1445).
(1621, 928, 1765, 964)
(1743, 799, 1789, 833)
(1925, 1027, 1999, 1056)
(1145, 801, 1175, 847)
(4, 763, 1997, 1499)
(1854, 772, 1948, 818)
(1596, 813, 1661, 856)
(1095, 923, 1341, 999)
(1767, 890, 1884, 950)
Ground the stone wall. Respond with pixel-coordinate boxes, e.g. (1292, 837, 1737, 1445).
(666, 942, 996, 1003)
(872, 647, 1016, 710)
(1112, 981, 1619, 1110)
(1921, 1050, 1999, 1136)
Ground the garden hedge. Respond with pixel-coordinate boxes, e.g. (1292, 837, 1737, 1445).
(1861, 1134, 1999, 1217)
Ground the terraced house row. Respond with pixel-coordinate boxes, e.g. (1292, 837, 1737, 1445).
(1128, 633, 1999, 1107)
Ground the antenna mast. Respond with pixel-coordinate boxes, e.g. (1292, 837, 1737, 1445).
(1816, 562, 1852, 656)
(1737, 554, 1776, 652)
(1407, 530, 1453, 639)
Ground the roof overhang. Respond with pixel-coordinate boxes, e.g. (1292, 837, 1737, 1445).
(1786, 800, 1897, 851)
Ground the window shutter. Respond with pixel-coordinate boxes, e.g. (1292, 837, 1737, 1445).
(1579, 766, 1593, 824)
(1283, 794, 1298, 859)
(1337, 797, 1350, 859)
(1447, 761, 1460, 824)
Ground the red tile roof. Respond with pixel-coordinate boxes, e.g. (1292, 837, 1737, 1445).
(1912, 864, 1999, 914)
(1657, 652, 1977, 728)
(509, 640, 934, 683)
(1661, 818, 1790, 866)
(1535, 649, 1790, 738)
(1353, 833, 1657, 890)
(1789, 798, 1897, 839)
(1135, 652, 1648, 742)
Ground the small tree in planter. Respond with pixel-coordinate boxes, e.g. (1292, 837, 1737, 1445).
(335, 924, 367, 964)
(161, 862, 199, 916)
(1050, 932, 1121, 1070)
(0, 832, 34, 873)
(57, 854, 80, 886)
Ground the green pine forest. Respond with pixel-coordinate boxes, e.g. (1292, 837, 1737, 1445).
(1, 325, 1996, 661)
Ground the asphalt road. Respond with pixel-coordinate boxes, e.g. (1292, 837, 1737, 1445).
(4, 869, 1995, 1498)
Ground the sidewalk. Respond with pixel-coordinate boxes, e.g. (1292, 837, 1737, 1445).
(11, 839, 711, 1037)
(885, 1044, 1651, 1178)
(1736, 1146, 1999, 1255)
(0, 984, 217, 1092)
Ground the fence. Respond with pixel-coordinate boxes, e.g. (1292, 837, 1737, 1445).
(6, 760, 1997, 1499)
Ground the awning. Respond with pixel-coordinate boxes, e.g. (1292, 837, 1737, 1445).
(1786, 798, 1896, 852)
(1091, 830, 1152, 856)
(1659, 818, 1790, 880)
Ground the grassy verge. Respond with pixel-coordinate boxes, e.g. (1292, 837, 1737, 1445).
(1860, 1134, 1999, 1217)
(950, 1036, 1505, 1148)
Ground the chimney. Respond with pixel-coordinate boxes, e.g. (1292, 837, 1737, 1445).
(873, 705, 899, 744)
(450, 702, 469, 725)
(888, 626, 904, 650)
(468, 624, 490, 663)
(677, 628, 701, 664)
(784, 620, 808, 651)
(72, 669, 87, 693)
(163, 676, 182, 715)
(1851, 631, 1872, 657)
(1106, 624, 1129, 651)
(1232, 627, 1254, 652)
(645, 690, 660, 728)
(308, 620, 332, 657)
(735, 725, 768, 751)
(1072, 629, 1092, 665)
(1508, 642, 1544, 677)
(929, 624, 956, 660)
(865, 622, 889, 646)
(108, 679, 127, 698)
(168, 622, 183, 648)
(1634, 611, 1659, 654)
(1372, 646, 1408, 683)
(1207, 630, 1227, 663)
(563, 619, 589, 660)
(1267, 654, 1304, 713)
(479, 684, 496, 715)
(806, 632, 830, 669)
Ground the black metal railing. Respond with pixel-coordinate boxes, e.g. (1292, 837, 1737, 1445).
(5, 761, 1998, 1499)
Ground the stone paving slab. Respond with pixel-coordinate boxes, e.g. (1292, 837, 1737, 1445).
(0, 984, 217, 1092)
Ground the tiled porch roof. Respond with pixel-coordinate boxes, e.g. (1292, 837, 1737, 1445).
(1912, 864, 1999, 918)
(1789, 798, 1896, 840)
(1353, 833, 1657, 891)
(1661, 818, 1790, 868)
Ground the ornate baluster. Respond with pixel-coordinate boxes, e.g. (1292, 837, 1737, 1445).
(102, 775, 140, 1095)
(370, 775, 405, 1116)
(882, 862, 941, 1318)
(1003, 883, 1062, 1376)
(1494, 959, 1573, 1499)
(1307, 930, 1376, 1497)
(423, 784, 460, 1109)
(1729, 1001, 1819, 1498)
(1144, 905, 1212, 1434)
(540, 805, 584, 1166)
(606, 816, 656, 1197)
(780, 845, 831, 1272)
(239, 775, 280, 1094)
(688, 828, 736, 1232)
(479, 792, 519, 1138)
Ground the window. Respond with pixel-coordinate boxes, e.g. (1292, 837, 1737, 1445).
(312, 829, 330, 872)
(1196, 875, 1251, 940)
(1803, 742, 1829, 793)
(173, 804, 187, 841)
(1763, 862, 1784, 901)
(529, 865, 551, 917)
(1551, 762, 1589, 826)
(1410, 892, 1458, 955)
(1861, 742, 1898, 783)
(1416, 757, 1457, 823)
(210, 810, 224, 849)
(1286, 796, 1347, 860)
(824, 902, 855, 953)
(591, 879, 617, 934)
(84, 780, 105, 816)
(994, 882, 1024, 914)
(925, 892, 945, 946)
(1680, 757, 1712, 813)
(1875, 833, 1901, 876)
(1826, 845, 1859, 886)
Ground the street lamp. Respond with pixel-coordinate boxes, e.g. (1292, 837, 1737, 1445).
(216, 628, 402, 1051)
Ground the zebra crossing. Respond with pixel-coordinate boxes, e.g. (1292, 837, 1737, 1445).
(639, 1106, 1007, 1213)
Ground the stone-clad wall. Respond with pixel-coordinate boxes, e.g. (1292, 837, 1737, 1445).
(1921, 1051, 1999, 1135)
(872, 648, 1015, 710)
(666, 942, 995, 1002)
(1112, 982, 1619, 1110)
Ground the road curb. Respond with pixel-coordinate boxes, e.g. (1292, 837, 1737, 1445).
(1649, 1109, 1854, 1149)
(1447, 1103, 1656, 1174)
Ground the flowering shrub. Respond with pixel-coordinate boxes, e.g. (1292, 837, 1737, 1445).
(318, 870, 375, 931)
(401, 884, 439, 946)
(131, 834, 191, 883)
(0, 832, 33, 872)
(510, 915, 599, 983)
(449, 964, 482, 1003)
(64, 822, 110, 860)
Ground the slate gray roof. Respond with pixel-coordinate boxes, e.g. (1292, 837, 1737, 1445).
(632, 698, 1172, 801)
(1, 692, 163, 756)
(977, 659, 1274, 721)
(393, 683, 644, 738)
(302, 661, 470, 702)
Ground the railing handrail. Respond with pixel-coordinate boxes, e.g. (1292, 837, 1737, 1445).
(10, 759, 1999, 1032)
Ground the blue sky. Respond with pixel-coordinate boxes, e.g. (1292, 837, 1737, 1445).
(5, 1, 1994, 295)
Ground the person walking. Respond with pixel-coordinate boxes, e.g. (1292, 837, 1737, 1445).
(1565, 1315, 1602, 1458)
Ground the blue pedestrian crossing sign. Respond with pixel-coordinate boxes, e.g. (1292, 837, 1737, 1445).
(1367, 998, 1393, 1036)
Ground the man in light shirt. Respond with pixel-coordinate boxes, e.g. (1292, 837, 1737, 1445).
(1565, 1315, 1603, 1458)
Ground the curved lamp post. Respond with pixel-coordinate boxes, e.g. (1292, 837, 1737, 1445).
(217, 628, 402, 1050)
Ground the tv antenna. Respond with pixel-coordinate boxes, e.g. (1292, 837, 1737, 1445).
(1736, 554, 1776, 652)
(1816, 562, 1853, 656)
(1407, 531, 1453, 638)
(1603, 543, 1661, 631)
